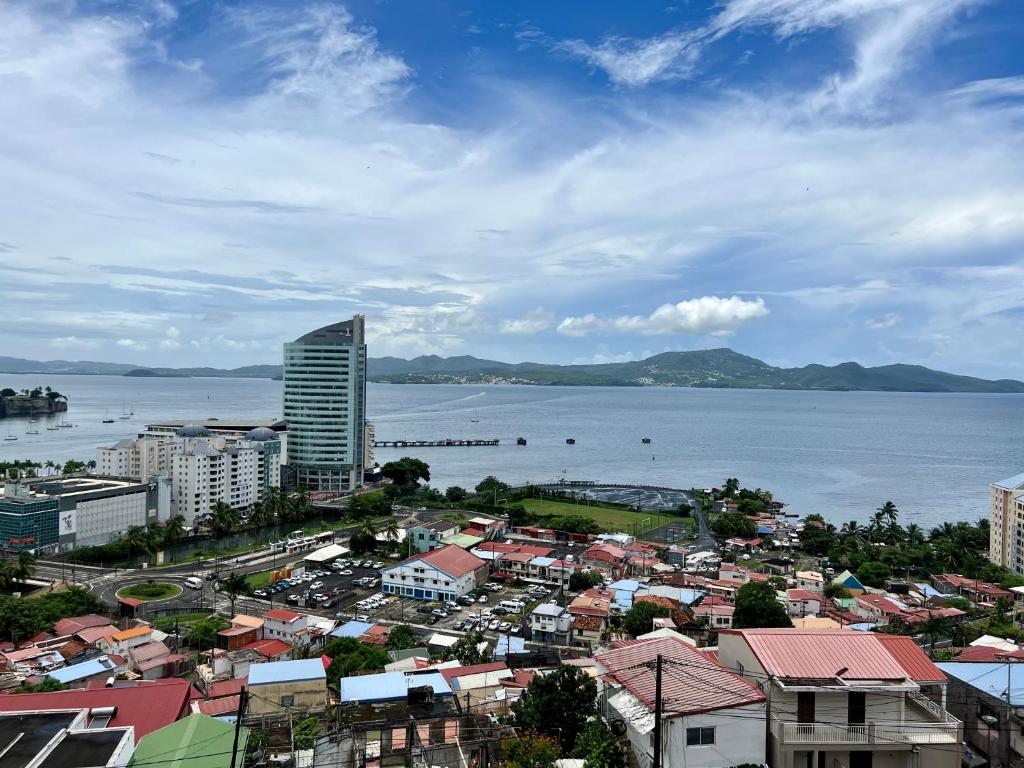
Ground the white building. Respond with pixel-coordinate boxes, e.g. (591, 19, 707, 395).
(990, 472, 1024, 572)
(529, 603, 571, 644)
(262, 609, 310, 647)
(596, 635, 767, 768)
(382, 544, 486, 601)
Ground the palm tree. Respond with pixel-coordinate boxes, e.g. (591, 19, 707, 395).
(723, 478, 740, 497)
(0, 558, 15, 589)
(210, 502, 240, 537)
(248, 500, 275, 529)
(217, 572, 248, 617)
(125, 525, 149, 555)
(13, 551, 35, 583)
(382, 518, 400, 552)
(906, 523, 925, 546)
(163, 515, 187, 547)
(877, 501, 899, 527)
(360, 517, 379, 540)
(930, 522, 956, 541)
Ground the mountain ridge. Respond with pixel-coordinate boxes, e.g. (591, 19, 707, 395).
(1, 350, 1021, 393)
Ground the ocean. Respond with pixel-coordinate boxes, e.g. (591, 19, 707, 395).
(2, 373, 1022, 528)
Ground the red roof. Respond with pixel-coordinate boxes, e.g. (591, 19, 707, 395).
(856, 594, 905, 615)
(264, 608, 303, 623)
(439, 661, 509, 684)
(597, 637, 764, 717)
(54, 615, 112, 636)
(786, 589, 822, 602)
(729, 629, 942, 682)
(0, 678, 191, 742)
(875, 636, 946, 682)
(394, 544, 486, 579)
(196, 695, 241, 716)
(583, 544, 627, 562)
(118, 597, 145, 608)
(241, 639, 292, 659)
(206, 677, 248, 699)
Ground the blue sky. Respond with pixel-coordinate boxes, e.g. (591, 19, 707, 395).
(2, 0, 1024, 377)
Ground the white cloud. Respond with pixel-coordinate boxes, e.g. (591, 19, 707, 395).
(558, 296, 769, 337)
(159, 326, 182, 350)
(950, 76, 1024, 101)
(499, 307, 554, 335)
(560, 32, 700, 87)
(49, 336, 100, 350)
(865, 312, 901, 330)
(116, 338, 148, 351)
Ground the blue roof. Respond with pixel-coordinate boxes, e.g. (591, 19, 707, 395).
(249, 658, 327, 686)
(612, 591, 634, 610)
(915, 583, 943, 598)
(47, 656, 117, 684)
(530, 556, 556, 567)
(836, 572, 865, 589)
(607, 579, 641, 592)
(756, 525, 775, 534)
(494, 634, 526, 659)
(331, 620, 374, 638)
(339, 671, 452, 703)
(846, 623, 878, 632)
(938, 662, 1024, 706)
(994, 472, 1024, 491)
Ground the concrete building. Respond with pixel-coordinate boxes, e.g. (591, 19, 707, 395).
(529, 603, 571, 644)
(0, 480, 59, 552)
(282, 316, 367, 492)
(991, 472, 1024, 572)
(408, 520, 460, 553)
(248, 658, 329, 716)
(938, 661, 1024, 768)
(382, 545, 486, 601)
(718, 628, 962, 768)
(262, 609, 309, 646)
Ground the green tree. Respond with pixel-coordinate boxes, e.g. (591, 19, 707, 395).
(622, 601, 670, 637)
(0, 388, 15, 397)
(569, 570, 603, 592)
(381, 457, 431, 490)
(502, 734, 560, 768)
(573, 721, 626, 768)
(62, 459, 88, 475)
(386, 624, 417, 651)
(723, 477, 740, 497)
(348, 531, 377, 555)
(124, 525, 151, 556)
(442, 630, 492, 665)
(381, 517, 401, 551)
(445, 486, 468, 502)
(475, 475, 510, 497)
(511, 664, 598, 753)
(856, 561, 891, 589)
(13, 551, 36, 583)
(292, 717, 322, 750)
(348, 491, 390, 520)
(163, 514, 187, 548)
(323, 637, 389, 686)
(217, 572, 248, 616)
(210, 502, 240, 536)
(14, 678, 68, 694)
(188, 615, 229, 650)
(248, 500, 276, 529)
(732, 581, 793, 629)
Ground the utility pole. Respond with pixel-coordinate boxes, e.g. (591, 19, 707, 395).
(230, 687, 248, 768)
(652, 654, 663, 768)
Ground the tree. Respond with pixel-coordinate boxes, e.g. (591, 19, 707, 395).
(732, 581, 793, 629)
(573, 722, 627, 768)
(323, 637, 389, 685)
(381, 517, 400, 551)
(475, 476, 509, 497)
(62, 459, 88, 475)
(445, 486, 468, 503)
(359, 517, 379, 540)
(292, 717, 322, 750)
(442, 630, 492, 666)
(856, 561, 891, 589)
(210, 502, 240, 536)
(622, 601, 670, 637)
(381, 457, 430, 490)
(347, 491, 390, 520)
(125, 525, 151, 556)
(14, 678, 68, 694)
(0, 388, 15, 397)
(163, 515, 186, 548)
(13, 551, 35, 583)
(569, 570, 603, 592)
(511, 664, 598, 753)
(723, 477, 740, 497)
(218, 572, 248, 616)
(248, 500, 276, 529)
(348, 530, 377, 555)
(711, 514, 756, 539)
(386, 624, 417, 651)
(188, 615, 229, 650)
(502, 734, 560, 768)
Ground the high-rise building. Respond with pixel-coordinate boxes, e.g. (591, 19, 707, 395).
(990, 472, 1024, 572)
(282, 315, 367, 492)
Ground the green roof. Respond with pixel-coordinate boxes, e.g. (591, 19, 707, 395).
(131, 714, 248, 768)
(445, 532, 484, 549)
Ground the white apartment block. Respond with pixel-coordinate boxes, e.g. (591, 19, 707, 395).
(990, 472, 1024, 572)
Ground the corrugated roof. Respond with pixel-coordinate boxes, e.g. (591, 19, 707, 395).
(54, 615, 112, 636)
(734, 629, 935, 681)
(875, 636, 946, 682)
(47, 655, 119, 683)
(109, 626, 152, 642)
(388, 544, 486, 579)
(439, 662, 508, 684)
(597, 637, 764, 717)
(249, 658, 327, 686)
(938, 662, 1024, 706)
(264, 608, 303, 623)
(339, 671, 452, 703)
(331, 620, 375, 638)
(133, 713, 246, 768)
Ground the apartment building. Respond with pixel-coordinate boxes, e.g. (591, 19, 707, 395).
(718, 628, 962, 768)
(991, 472, 1024, 573)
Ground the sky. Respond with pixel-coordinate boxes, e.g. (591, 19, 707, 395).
(2, 0, 1024, 377)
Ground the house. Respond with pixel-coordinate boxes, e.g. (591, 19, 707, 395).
(852, 594, 907, 625)
(718, 629, 962, 768)
(240, 638, 292, 662)
(128, 640, 171, 669)
(581, 544, 627, 575)
(529, 603, 571, 644)
(938, 662, 1024, 768)
(795, 570, 825, 593)
(932, 573, 1015, 606)
(217, 624, 261, 651)
(0, 677, 193, 742)
(382, 544, 487, 600)
(339, 669, 453, 704)
(53, 614, 114, 637)
(692, 602, 735, 630)
(785, 589, 823, 618)
(572, 616, 604, 648)
(46, 654, 124, 687)
(132, 713, 246, 768)
(98, 625, 153, 655)
(0, 710, 134, 768)
(723, 537, 763, 552)
(596, 636, 767, 768)
(248, 658, 329, 715)
(831, 569, 866, 594)
(407, 520, 461, 553)
(467, 516, 507, 539)
(262, 608, 309, 645)
(568, 588, 612, 645)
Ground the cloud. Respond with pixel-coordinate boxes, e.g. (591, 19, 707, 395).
(133, 191, 323, 214)
(560, 32, 700, 87)
(499, 308, 554, 335)
(558, 296, 769, 337)
(49, 336, 100, 350)
(865, 312, 901, 330)
(116, 338, 148, 351)
(159, 326, 182, 350)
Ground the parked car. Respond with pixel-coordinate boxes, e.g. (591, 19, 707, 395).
(356, 614, 371, 622)
(457, 596, 474, 606)
(478, 595, 488, 603)
(339, 569, 353, 576)
(453, 620, 465, 631)
(431, 609, 448, 618)
(498, 622, 512, 632)
(428, 615, 440, 625)
(287, 594, 301, 604)
(487, 619, 501, 631)
(310, 581, 324, 590)
(417, 605, 434, 614)
(253, 589, 268, 598)
(372, 561, 384, 569)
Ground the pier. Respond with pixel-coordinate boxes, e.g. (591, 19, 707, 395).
(372, 438, 500, 448)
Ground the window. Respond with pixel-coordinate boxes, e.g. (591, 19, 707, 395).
(686, 727, 714, 746)
(281, 695, 294, 707)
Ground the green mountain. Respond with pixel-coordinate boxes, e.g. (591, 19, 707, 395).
(1, 350, 1021, 392)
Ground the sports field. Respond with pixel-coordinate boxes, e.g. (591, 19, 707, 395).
(520, 498, 691, 537)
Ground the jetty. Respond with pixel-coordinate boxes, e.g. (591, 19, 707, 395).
(372, 438, 500, 448)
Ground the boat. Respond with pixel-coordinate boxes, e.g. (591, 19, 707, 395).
(25, 427, 39, 435)
(102, 409, 115, 424)
(28, 418, 37, 423)
(516, 437, 527, 446)
(566, 438, 576, 445)
(119, 403, 130, 420)
(470, 419, 479, 423)
(4, 425, 16, 442)
(46, 424, 60, 431)
(641, 437, 652, 444)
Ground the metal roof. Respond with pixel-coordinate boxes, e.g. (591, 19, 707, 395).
(330, 620, 375, 638)
(46, 655, 118, 684)
(596, 636, 765, 717)
(339, 671, 452, 703)
(132, 713, 246, 768)
(387, 544, 486, 579)
(494, 635, 525, 659)
(937, 662, 1024, 705)
(994, 472, 1024, 491)
(248, 658, 327, 686)
(876, 635, 946, 682)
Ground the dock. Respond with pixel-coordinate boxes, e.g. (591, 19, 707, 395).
(372, 439, 500, 448)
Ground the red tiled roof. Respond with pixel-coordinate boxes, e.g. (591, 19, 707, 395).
(476, 542, 521, 553)
(197, 694, 241, 716)
(439, 661, 508, 684)
(54, 615, 111, 636)
(393, 544, 486, 579)
(597, 637, 764, 717)
(118, 597, 145, 608)
(0, 678, 191, 742)
(935, 574, 1013, 598)
(729, 629, 940, 682)
(241, 639, 292, 659)
(501, 551, 535, 563)
(572, 615, 603, 631)
(875, 636, 946, 682)
(206, 677, 248, 699)
(264, 608, 303, 623)
(583, 544, 627, 562)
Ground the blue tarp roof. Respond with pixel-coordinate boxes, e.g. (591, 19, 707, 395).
(339, 671, 452, 703)
(612, 591, 634, 610)
(494, 634, 526, 659)
(757, 526, 775, 534)
(846, 623, 877, 632)
(250, 658, 327, 686)
(47, 656, 117, 684)
(938, 663, 1024, 706)
(331, 620, 374, 638)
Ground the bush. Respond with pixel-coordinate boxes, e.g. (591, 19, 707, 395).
(569, 571, 603, 591)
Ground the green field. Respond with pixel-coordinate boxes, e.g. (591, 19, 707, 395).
(520, 498, 691, 537)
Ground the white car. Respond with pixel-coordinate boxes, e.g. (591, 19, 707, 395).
(310, 581, 324, 590)
(499, 622, 512, 632)
(488, 619, 501, 631)
(478, 595, 488, 603)
(339, 569, 353, 576)
(431, 609, 448, 618)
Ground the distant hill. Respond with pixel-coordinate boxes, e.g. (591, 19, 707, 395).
(2, 350, 1022, 393)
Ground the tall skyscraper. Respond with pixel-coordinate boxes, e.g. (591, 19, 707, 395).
(282, 315, 367, 491)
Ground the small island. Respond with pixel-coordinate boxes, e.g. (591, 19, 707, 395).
(0, 386, 68, 418)
(123, 368, 190, 378)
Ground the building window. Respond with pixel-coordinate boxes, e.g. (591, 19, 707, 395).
(281, 695, 294, 707)
(686, 727, 714, 746)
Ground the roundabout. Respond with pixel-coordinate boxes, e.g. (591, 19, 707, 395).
(114, 581, 183, 602)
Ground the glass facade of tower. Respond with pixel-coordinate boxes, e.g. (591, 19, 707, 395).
(282, 315, 366, 492)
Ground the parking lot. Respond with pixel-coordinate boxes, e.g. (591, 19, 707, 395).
(248, 556, 391, 614)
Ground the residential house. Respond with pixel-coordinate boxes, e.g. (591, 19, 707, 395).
(53, 614, 113, 637)
(581, 544, 627, 576)
(217, 624, 260, 651)
(786, 589, 823, 618)
(795, 570, 825, 593)
(693, 603, 735, 630)
(382, 544, 487, 600)
(247, 658, 329, 716)
(132, 713, 246, 768)
(240, 638, 292, 662)
(569, 589, 612, 648)
(529, 604, 571, 644)
(932, 573, 1015, 606)
(718, 629, 962, 768)
(98, 626, 153, 656)
(46, 655, 124, 688)
(262, 608, 309, 646)
(938, 661, 1024, 768)
(831, 570, 866, 594)
(596, 636, 767, 768)
(408, 520, 461, 553)
(467, 516, 507, 539)
(723, 537, 763, 553)
(852, 594, 908, 626)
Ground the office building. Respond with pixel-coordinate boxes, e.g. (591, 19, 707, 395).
(0, 482, 59, 552)
(282, 315, 367, 491)
(990, 472, 1024, 572)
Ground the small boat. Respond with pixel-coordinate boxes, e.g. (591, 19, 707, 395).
(641, 437, 652, 444)
(4, 425, 16, 441)
(566, 438, 576, 445)
(28, 418, 37, 423)
(470, 418, 479, 423)
(102, 409, 115, 424)
(46, 425, 60, 431)
(516, 437, 527, 446)
(25, 428, 39, 435)
(118, 403, 131, 419)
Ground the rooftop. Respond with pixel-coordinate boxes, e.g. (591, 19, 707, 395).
(390, 544, 485, 579)
(339, 670, 452, 703)
(937, 662, 1024, 706)
(263, 608, 303, 623)
(132, 713, 246, 768)
(993, 472, 1024, 491)
(248, 658, 327, 686)
(46, 655, 119, 684)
